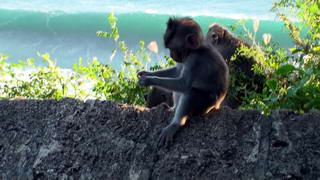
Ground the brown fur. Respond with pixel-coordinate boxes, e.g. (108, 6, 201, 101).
(207, 23, 265, 108)
(138, 17, 229, 147)
(145, 23, 259, 110)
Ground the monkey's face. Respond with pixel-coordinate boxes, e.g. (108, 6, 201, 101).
(164, 17, 203, 63)
(207, 24, 225, 46)
(207, 32, 219, 45)
(169, 48, 186, 63)
(168, 39, 191, 63)
(165, 33, 187, 63)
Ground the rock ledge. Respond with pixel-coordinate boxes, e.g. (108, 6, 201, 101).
(0, 99, 319, 179)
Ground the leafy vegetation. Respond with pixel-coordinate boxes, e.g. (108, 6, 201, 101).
(0, 12, 170, 105)
(0, 0, 319, 113)
(0, 53, 73, 99)
(234, 0, 320, 113)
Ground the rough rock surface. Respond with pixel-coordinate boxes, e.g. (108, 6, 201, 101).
(0, 99, 319, 180)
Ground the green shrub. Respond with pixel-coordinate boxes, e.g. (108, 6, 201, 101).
(236, 0, 320, 113)
(1, 54, 64, 99)
(0, 12, 172, 105)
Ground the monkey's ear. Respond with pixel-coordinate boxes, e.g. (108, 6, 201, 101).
(221, 29, 226, 38)
(186, 34, 201, 49)
(167, 17, 175, 29)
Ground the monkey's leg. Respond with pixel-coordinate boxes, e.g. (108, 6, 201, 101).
(158, 93, 191, 148)
(172, 92, 181, 110)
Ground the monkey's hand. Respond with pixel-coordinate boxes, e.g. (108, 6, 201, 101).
(158, 123, 180, 148)
(137, 70, 151, 77)
(138, 76, 153, 86)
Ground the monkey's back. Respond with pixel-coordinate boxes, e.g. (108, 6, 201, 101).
(191, 46, 229, 97)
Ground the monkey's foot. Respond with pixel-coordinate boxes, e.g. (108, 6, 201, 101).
(152, 103, 174, 111)
(158, 123, 180, 148)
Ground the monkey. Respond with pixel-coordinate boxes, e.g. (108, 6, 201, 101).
(144, 23, 265, 110)
(206, 23, 265, 108)
(206, 23, 253, 76)
(144, 24, 251, 109)
(138, 17, 229, 147)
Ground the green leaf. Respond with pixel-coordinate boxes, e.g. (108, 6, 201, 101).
(266, 79, 277, 91)
(269, 94, 278, 102)
(275, 64, 297, 75)
(299, 77, 309, 86)
(287, 87, 299, 96)
(313, 46, 320, 52)
(289, 48, 302, 54)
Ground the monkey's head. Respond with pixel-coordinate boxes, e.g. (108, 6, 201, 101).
(206, 23, 227, 46)
(207, 23, 246, 48)
(164, 17, 204, 63)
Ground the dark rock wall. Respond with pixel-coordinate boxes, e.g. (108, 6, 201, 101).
(0, 99, 319, 180)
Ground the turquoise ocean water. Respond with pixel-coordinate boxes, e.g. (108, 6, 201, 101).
(0, 0, 293, 68)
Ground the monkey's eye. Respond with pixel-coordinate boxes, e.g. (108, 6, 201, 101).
(212, 33, 218, 40)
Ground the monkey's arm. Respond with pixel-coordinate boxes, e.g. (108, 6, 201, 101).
(149, 76, 191, 92)
(138, 65, 180, 78)
(140, 58, 196, 92)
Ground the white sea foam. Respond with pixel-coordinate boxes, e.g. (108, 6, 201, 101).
(0, 0, 275, 20)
